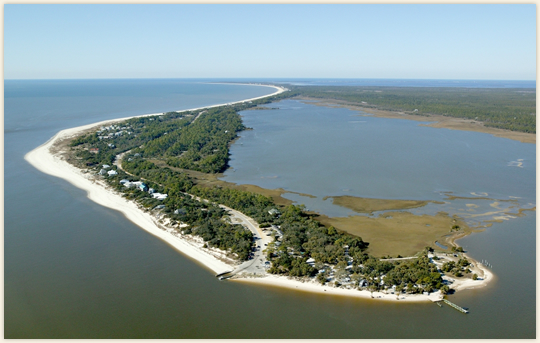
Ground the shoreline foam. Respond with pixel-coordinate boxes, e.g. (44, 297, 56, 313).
(24, 83, 491, 303)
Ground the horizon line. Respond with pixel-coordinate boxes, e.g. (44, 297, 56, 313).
(5, 77, 537, 82)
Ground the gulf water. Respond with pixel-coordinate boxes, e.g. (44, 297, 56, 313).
(5, 79, 536, 338)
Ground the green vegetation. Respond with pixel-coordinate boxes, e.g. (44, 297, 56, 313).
(291, 85, 536, 133)
(67, 87, 475, 294)
(441, 257, 471, 277)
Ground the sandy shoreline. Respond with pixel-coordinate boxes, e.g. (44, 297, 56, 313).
(234, 249, 494, 303)
(24, 83, 492, 303)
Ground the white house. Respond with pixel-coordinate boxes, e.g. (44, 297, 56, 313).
(107, 170, 118, 176)
(152, 193, 168, 200)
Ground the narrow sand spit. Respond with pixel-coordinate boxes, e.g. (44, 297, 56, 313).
(24, 84, 490, 302)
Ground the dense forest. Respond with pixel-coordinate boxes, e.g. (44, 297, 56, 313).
(291, 86, 536, 133)
(68, 86, 478, 294)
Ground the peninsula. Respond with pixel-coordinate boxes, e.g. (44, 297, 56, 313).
(25, 83, 496, 303)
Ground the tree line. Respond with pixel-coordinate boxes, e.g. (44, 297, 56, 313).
(291, 85, 536, 133)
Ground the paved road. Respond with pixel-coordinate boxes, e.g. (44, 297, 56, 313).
(379, 257, 418, 262)
(221, 205, 272, 277)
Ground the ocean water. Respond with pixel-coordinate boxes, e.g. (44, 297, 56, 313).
(4, 79, 536, 338)
(229, 78, 536, 88)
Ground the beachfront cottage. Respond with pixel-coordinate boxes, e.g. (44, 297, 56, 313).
(98, 169, 107, 175)
(152, 193, 168, 200)
(107, 170, 118, 176)
(139, 183, 148, 192)
(102, 164, 111, 169)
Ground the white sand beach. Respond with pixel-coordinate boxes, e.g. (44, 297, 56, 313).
(24, 83, 492, 303)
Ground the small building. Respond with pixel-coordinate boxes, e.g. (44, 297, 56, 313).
(152, 193, 168, 200)
(119, 179, 130, 185)
(139, 183, 148, 192)
(89, 148, 99, 154)
(268, 208, 280, 216)
(98, 169, 107, 175)
(174, 208, 187, 215)
(102, 164, 111, 169)
(107, 170, 118, 176)
(306, 258, 315, 266)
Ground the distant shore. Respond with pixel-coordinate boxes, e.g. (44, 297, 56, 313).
(24, 84, 492, 303)
(299, 97, 536, 144)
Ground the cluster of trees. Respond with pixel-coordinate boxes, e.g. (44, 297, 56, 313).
(441, 257, 471, 277)
(190, 186, 276, 223)
(264, 205, 370, 277)
(311, 248, 450, 294)
(183, 219, 253, 260)
(291, 86, 536, 133)
(379, 253, 444, 293)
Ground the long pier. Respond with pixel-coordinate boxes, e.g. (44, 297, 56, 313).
(441, 299, 469, 313)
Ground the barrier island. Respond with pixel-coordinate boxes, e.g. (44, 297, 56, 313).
(26, 84, 501, 303)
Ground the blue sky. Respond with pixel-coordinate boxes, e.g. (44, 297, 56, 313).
(4, 4, 536, 80)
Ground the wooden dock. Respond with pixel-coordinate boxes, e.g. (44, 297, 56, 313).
(441, 299, 469, 313)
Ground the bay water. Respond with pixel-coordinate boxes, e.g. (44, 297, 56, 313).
(4, 79, 536, 338)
